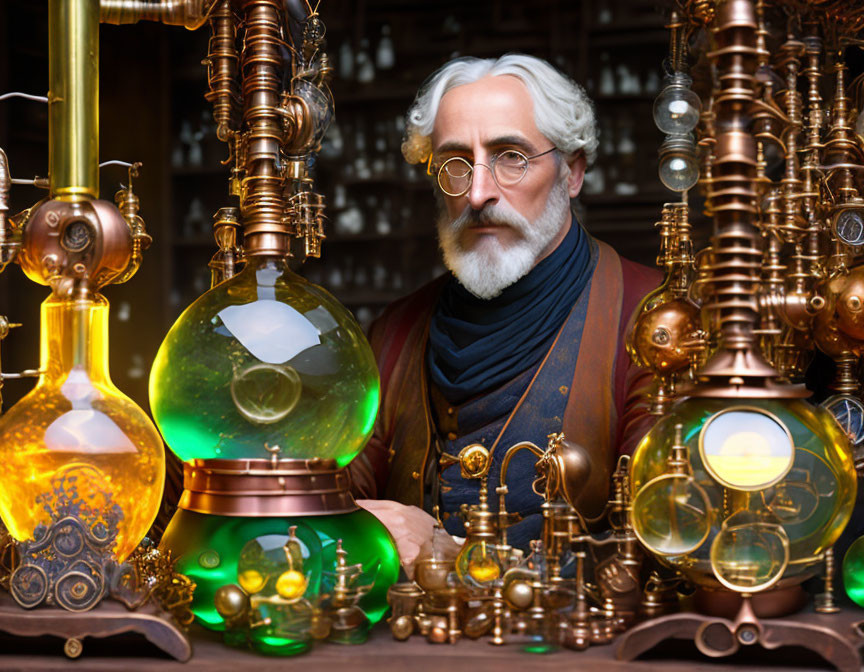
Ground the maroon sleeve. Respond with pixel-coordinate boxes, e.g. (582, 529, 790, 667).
(347, 277, 445, 498)
(613, 257, 663, 455)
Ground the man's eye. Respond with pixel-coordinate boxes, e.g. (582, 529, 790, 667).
(498, 150, 525, 164)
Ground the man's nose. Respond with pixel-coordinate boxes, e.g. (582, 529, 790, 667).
(467, 163, 499, 211)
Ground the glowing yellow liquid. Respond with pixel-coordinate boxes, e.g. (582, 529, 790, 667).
(0, 295, 164, 561)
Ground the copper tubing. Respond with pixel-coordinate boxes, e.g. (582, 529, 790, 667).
(240, 0, 290, 256)
(204, 0, 240, 141)
(696, 0, 784, 390)
(99, 0, 213, 28)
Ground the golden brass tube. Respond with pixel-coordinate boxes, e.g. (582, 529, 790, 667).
(99, 0, 213, 29)
(50, 0, 99, 200)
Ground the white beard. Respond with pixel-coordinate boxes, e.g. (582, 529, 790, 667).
(436, 177, 572, 299)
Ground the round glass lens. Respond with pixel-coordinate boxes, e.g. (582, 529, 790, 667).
(700, 408, 794, 490)
(493, 150, 529, 186)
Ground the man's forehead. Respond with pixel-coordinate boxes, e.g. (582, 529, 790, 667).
(431, 75, 543, 150)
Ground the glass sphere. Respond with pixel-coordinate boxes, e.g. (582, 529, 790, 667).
(149, 256, 380, 466)
(843, 535, 864, 607)
(161, 507, 399, 647)
(632, 474, 710, 556)
(0, 295, 164, 561)
(455, 540, 503, 587)
(630, 397, 856, 592)
(659, 150, 699, 192)
(653, 82, 702, 134)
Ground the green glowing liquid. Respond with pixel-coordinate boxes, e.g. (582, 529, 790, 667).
(843, 536, 864, 607)
(149, 257, 379, 466)
(161, 508, 400, 654)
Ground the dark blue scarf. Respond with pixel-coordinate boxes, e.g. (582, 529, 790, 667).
(428, 217, 595, 404)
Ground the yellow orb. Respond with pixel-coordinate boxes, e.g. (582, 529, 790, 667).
(468, 556, 501, 583)
(276, 569, 307, 600)
(238, 569, 267, 594)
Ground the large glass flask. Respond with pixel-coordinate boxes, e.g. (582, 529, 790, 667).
(150, 254, 398, 651)
(150, 256, 379, 466)
(629, 398, 856, 592)
(0, 294, 165, 561)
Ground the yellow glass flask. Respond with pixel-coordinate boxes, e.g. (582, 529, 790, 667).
(0, 294, 165, 561)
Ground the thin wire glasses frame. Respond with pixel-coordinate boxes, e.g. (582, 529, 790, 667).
(434, 147, 558, 197)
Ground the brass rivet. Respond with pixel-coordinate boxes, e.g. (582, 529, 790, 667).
(447, 407, 455, 416)
(447, 432, 458, 441)
(411, 471, 420, 480)
(559, 385, 568, 395)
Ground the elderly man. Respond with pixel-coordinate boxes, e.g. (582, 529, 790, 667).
(352, 54, 660, 567)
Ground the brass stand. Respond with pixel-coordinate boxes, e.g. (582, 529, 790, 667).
(0, 591, 191, 661)
(616, 596, 862, 672)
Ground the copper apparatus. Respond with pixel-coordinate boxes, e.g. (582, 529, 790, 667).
(620, 0, 864, 669)
(387, 434, 646, 650)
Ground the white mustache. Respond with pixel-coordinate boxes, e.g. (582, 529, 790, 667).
(445, 201, 530, 237)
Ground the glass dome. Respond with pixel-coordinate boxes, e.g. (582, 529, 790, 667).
(630, 397, 856, 591)
(149, 256, 379, 467)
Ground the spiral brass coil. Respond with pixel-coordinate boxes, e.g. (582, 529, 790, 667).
(204, 0, 240, 142)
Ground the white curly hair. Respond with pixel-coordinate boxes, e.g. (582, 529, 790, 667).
(402, 53, 599, 167)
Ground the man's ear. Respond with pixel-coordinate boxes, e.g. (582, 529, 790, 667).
(565, 151, 587, 198)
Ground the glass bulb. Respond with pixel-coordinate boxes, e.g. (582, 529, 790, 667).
(843, 535, 864, 607)
(653, 77, 702, 134)
(0, 294, 165, 561)
(149, 256, 379, 466)
(658, 133, 699, 192)
(455, 540, 503, 587)
(630, 397, 856, 591)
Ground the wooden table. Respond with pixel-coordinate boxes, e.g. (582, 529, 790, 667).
(1, 605, 862, 672)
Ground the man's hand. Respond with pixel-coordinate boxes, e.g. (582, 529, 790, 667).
(356, 499, 436, 579)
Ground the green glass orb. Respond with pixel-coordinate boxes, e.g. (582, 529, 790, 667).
(630, 397, 857, 591)
(160, 507, 399, 653)
(843, 535, 864, 607)
(149, 257, 379, 466)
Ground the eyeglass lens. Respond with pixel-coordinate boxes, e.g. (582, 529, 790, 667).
(439, 151, 530, 196)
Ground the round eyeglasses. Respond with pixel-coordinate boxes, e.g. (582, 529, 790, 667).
(436, 147, 557, 197)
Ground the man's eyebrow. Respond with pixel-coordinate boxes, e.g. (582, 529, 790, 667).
(435, 135, 538, 155)
(486, 135, 536, 153)
(435, 140, 472, 154)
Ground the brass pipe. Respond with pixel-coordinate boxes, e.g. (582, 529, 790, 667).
(240, 0, 290, 256)
(49, 0, 99, 200)
(99, 0, 214, 29)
